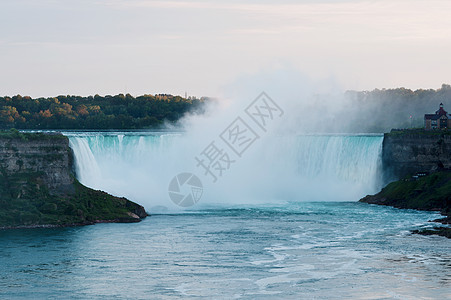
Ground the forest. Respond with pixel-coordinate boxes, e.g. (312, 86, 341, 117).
(1, 85, 451, 132)
(0, 93, 206, 130)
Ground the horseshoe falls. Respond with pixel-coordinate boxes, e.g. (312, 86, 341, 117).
(2, 131, 449, 300)
(67, 132, 384, 210)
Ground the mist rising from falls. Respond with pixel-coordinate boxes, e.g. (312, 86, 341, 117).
(68, 132, 383, 211)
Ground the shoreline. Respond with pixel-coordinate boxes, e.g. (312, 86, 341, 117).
(0, 216, 147, 231)
(360, 171, 451, 238)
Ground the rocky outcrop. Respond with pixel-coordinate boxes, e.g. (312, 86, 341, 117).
(360, 171, 451, 212)
(0, 130, 148, 228)
(383, 130, 451, 181)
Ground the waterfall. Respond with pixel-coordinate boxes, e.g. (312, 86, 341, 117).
(67, 132, 383, 210)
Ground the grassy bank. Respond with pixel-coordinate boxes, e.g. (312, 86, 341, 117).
(0, 174, 147, 228)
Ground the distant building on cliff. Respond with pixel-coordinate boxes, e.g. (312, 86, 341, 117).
(424, 103, 451, 130)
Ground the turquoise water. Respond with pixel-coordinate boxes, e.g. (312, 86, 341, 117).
(0, 202, 449, 299)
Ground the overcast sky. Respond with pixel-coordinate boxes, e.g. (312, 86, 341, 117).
(1, 0, 450, 98)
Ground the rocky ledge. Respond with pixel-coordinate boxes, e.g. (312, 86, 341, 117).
(0, 130, 148, 229)
(360, 171, 451, 238)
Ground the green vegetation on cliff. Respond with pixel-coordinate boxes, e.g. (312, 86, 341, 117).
(0, 128, 67, 140)
(0, 177, 146, 228)
(360, 171, 451, 238)
(361, 172, 451, 212)
(0, 94, 206, 130)
(386, 128, 451, 137)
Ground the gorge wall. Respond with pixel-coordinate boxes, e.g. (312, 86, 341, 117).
(382, 130, 451, 181)
(0, 132, 73, 193)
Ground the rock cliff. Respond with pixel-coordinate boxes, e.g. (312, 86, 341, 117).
(0, 132, 73, 191)
(383, 130, 451, 181)
(0, 130, 147, 228)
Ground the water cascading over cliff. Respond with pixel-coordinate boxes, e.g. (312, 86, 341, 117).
(67, 132, 383, 210)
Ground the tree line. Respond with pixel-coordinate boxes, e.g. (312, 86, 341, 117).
(342, 84, 451, 132)
(2, 85, 451, 132)
(0, 93, 206, 129)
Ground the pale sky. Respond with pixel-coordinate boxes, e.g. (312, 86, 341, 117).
(1, 0, 450, 98)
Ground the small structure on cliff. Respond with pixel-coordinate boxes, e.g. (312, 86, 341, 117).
(424, 103, 451, 130)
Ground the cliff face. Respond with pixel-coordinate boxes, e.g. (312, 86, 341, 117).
(0, 133, 73, 192)
(0, 131, 147, 228)
(383, 131, 451, 181)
